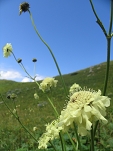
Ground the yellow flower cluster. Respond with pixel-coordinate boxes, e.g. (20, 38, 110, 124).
(38, 119, 61, 149)
(2, 43, 13, 57)
(39, 77, 58, 92)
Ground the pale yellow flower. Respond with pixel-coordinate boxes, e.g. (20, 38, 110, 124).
(58, 89, 110, 136)
(69, 83, 81, 95)
(38, 119, 61, 149)
(13, 109, 17, 114)
(39, 77, 58, 92)
(38, 134, 50, 149)
(34, 93, 39, 99)
(2, 43, 13, 57)
(33, 127, 37, 131)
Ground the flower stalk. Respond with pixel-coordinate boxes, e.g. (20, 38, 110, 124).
(49, 141, 58, 151)
(90, 0, 113, 137)
(73, 122, 81, 151)
(28, 10, 68, 96)
(91, 126, 94, 151)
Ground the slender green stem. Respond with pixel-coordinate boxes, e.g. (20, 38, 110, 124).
(103, 0, 113, 96)
(94, 38, 111, 136)
(73, 122, 81, 151)
(28, 10, 68, 96)
(59, 132, 66, 151)
(20, 62, 35, 80)
(46, 96, 59, 117)
(0, 94, 37, 142)
(109, 0, 113, 35)
(49, 141, 58, 151)
(67, 132, 77, 151)
(11, 51, 34, 81)
(89, 0, 112, 138)
(33, 62, 36, 78)
(91, 126, 94, 151)
(17, 116, 37, 142)
(93, 121, 98, 137)
(89, 0, 107, 37)
(103, 38, 111, 96)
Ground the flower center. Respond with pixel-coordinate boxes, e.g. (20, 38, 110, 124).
(70, 91, 93, 106)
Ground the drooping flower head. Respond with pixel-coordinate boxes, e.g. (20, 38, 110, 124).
(38, 119, 61, 149)
(2, 43, 13, 57)
(19, 2, 30, 15)
(58, 87, 110, 136)
(39, 77, 58, 92)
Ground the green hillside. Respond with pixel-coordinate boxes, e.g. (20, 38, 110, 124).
(0, 61, 113, 150)
(1, 60, 113, 101)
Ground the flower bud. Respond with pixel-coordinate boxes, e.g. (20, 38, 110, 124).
(17, 58, 22, 63)
(32, 58, 37, 62)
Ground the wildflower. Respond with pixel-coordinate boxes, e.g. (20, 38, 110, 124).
(38, 119, 61, 149)
(34, 93, 39, 100)
(13, 109, 17, 114)
(19, 2, 30, 15)
(58, 89, 110, 136)
(2, 43, 12, 57)
(69, 83, 81, 95)
(33, 127, 37, 131)
(39, 77, 58, 92)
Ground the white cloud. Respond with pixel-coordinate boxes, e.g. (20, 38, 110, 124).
(0, 68, 45, 82)
(21, 77, 31, 82)
(34, 74, 45, 81)
(0, 70, 22, 80)
(22, 74, 45, 83)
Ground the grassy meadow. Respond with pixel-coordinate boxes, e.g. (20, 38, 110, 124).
(0, 61, 113, 151)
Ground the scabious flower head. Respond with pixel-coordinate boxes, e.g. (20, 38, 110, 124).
(19, 2, 30, 15)
(2, 43, 12, 57)
(58, 88, 110, 136)
(34, 93, 39, 100)
(38, 119, 61, 149)
(39, 77, 58, 92)
(69, 83, 81, 95)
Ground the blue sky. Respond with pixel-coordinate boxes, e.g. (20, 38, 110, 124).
(0, 0, 113, 82)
